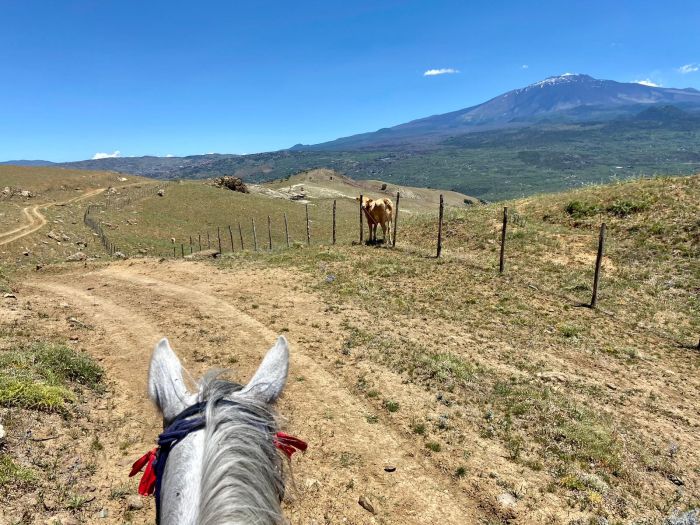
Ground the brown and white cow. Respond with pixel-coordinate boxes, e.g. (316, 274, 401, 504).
(357, 196, 393, 244)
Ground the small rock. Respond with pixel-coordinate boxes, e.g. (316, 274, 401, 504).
(20, 190, 33, 198)
(3, 293, 16, 299)
(98, 508, 109, 518)
(61, 234, 70, 241)
(66, 251, 87, 262)
(47, 230, 61, 241)
(113, 251, 127, 259)
(0, 422, 6, 441)
(668, 474, 684, 486)
(384, 465, 396, 472)
(537, 371, 568, 383)
(303, 478, 320, 490)
(497, 492, 517, 508)
(138, 248, 148, 254)
(22, 250, 30, 256)
(358, 495, 375, 514)
(126, 495, 144, 510)
(157, 189, 165, 196)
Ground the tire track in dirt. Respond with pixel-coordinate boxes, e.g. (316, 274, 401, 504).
(0, 187, 107, 246)
(27, 262, 483, 524)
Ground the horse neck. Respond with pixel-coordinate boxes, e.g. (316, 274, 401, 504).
(198, 397, 284, 525)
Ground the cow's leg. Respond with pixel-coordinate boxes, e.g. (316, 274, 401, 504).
(382, 221, 389, 244)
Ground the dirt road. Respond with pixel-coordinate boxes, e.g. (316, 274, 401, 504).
(0, 188, 107, 246)
(24, 259, 484, 524)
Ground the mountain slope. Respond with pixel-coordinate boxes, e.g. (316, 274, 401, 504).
(296, 74, 700, 150)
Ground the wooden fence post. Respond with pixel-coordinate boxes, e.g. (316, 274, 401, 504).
(499, 207, 508, 274)
(590, 223, 606, 308)
(392, 191, 400, 247)
(217, 226, 222, 254)
(359, 194, 364, 243)
(181, 244, 184, 258)
(228, 225, 234, 253)
(332, 200, 337, 245)
(252, 218, 258, 251)
(198, 233, 202, 251)
(284, 213, 290, 248)
(436, 194, 444, 258)
(267, 215, 273, 251)
(305, 204, 311, 246)
(189, 236, 193, 253)
(238, 222, 244, 250)
(207, 232, 211, 249)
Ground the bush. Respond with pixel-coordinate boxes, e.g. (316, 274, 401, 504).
(565, 200, 600, 218)
(606, 199, 648, 217)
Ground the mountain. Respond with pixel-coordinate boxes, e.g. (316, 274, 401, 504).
(294, 74, 700, 151)
(0, 160, 55, 167)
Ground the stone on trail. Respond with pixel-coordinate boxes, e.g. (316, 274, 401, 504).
(47, 231, 61, 241)
(497, 492, 517, 508)
(126, 495, 144, 510)
(65, 251, 87, 262)
(113, 251, 127, 259)
(358, 495, 376, 514)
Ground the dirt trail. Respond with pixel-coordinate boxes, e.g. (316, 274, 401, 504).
(0, 187, 107, 246)
(25, 260, 483, 524)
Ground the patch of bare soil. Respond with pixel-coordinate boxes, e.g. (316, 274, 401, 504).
(9, 259, 484, 524)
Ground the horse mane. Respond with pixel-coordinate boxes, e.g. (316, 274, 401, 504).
(198, 373, 285, 525)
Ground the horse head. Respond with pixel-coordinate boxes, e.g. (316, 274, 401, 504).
(140, 336, 300, 525)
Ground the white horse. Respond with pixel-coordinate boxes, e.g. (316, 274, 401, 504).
(135, 336, 303, 525)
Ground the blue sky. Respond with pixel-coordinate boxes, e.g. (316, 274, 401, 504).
(2, 0, 700, 161)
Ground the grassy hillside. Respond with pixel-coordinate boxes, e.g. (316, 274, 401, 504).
(0, 165, 147, 202)
(209, 174, 698, 523)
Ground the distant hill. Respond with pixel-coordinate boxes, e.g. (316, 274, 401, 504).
(0, 160, 55, 167)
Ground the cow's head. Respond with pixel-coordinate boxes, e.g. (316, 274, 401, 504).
(355, 196, 373, 207)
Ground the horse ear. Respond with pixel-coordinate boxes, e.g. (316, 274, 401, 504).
(148, 338, 194, 423)
(239, 336, 289, 404)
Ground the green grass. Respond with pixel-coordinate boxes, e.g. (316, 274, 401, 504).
(0, 454, 36, 488)
(425, 442, 441, 452)
(383, 399, 400, 413)
(0, 343, 103, 412)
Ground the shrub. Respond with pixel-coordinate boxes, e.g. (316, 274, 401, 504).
(425, 441, 441, 452)
(565, 200, 600, 218)
(383, 399, 400, 412)
(606, 199, 648, 217)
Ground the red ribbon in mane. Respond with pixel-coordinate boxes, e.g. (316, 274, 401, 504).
(130, 432, 307, 497)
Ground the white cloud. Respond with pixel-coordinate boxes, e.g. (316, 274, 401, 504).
(165, 154, 174, 157)
(678, 63, 699, 74)
(423, 68, 459, 77)
(635, 79, 661, 87)
(521, 64, 529, 69)
(92, 150, 120, 160)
